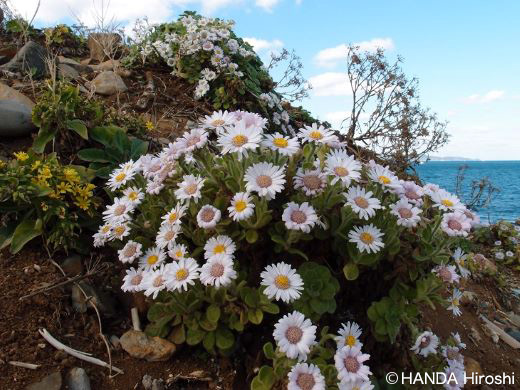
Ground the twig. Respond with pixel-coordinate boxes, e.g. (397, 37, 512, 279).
(39, 328, 124, 374)
(131, 307, 141, 331)
(8, 361, 40, 370)
(19, 267, 105, 301)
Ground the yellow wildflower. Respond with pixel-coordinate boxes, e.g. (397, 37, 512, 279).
(14, 151, 29, 161)
(31, 160, 42, 170)
(0, 160, 6, 169)
(41, 202, 49, 211)
(63, 168, 80, 183)
(75, 197, 90, 211)
(56, 181, 72, 194)
(145, 121, 155, 131)
(38, 166, 52, 180)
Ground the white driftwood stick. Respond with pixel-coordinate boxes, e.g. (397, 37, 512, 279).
(131, 307, 141, 331)
(8, 361, 40, 369)
(39, 328, 124, 374)
(480, 315, 520, 349)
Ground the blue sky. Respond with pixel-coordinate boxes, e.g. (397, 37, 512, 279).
(14, 0, 520, 160)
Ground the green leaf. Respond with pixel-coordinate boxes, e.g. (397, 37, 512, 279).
(343, 262, 359, 281)
(206, 304, 221, 323)
(245, 229, 258, 244)
(90, 125, 121, 146)
(77, 148, 110, 163)
(130, 139, 149, 159)
(32, 128, 57, 153)
(203, 331, 216, 352)
(66, 119, 88, 140)
(215, 327, 235, 350)
(186, 327, 205, 346)
(257, 366, 275, 387)
(170, 324, 186, 344)
(0, 223, 16, 250)
(262, 342, 275, 360)
(248, 309, 263, 324)
(10, 217, 43, 254)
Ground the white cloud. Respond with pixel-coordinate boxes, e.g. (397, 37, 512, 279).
(308, 72, 350, 97)
(314, 38, 394, 68)
(463, 90, 505, 104)
(324, 111, 349, 127)
(244, 37, 283, 53)
(255, 0, 280, 12)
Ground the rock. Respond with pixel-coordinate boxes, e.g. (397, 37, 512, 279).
(58, 57, 93, 74)
(0, 82, 35, 108)
(87, 33, 121, 62)
(90, 71, 127, 96)
(58, 63, 80, 79)
(152, 379, 165, 390)
(506, 329, 520, 343)
(65, 367, 91, 390)
(142, 375, 153, 390)
(110, 335, 121, 350)
(26, 371, 62, 390)
(61, 254, 83, 276)
(71, 282, 116, 316)
(1, 41, 49, 78)
(120, 329, 176, 362)
(0, 100, 36, 137)
(90, 59, 120, 72)
(464, 357, 482, 389)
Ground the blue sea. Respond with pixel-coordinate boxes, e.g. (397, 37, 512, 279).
(414, 161, 520, 224)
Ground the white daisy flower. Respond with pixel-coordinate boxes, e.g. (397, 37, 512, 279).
(138, 246, 166, 270)
(196, 205, 222, 229)
(244, 162, 286, 200)
(175, 175, 205, 203)
(432, 264, 460, 284)
(161, 203, 187, 227)
(232, 111, 267, 129)
(325, 150, 362, 187)
(273, 311, 317, 361)
(107, 165, 136, 191)
(451, 332, 466, 349)
(335, 322, 363, 349)
(168, 243, 189, 260)
(111, 223, 130, 241)
(199, 254, 237, 288)
(287, 363, 326, 390)
(506, 250, 515, 258)
(452, 248, 471, 278)
(156, 224, 180, 249)
(494, 240, 502, 246)
(338, 379, 374, 390)
(399, 181, 424, 206)
(121, 267, 145, 292)
(431, 189, 465, 212)
(447, 288, 463, 316)
(298, 123, 336, 144)
(367, 161, 402, 193)
(261, 262, 304, 303)
(441, 212, 471, 237)
(202, 111, 235, 133)
(204, 235, 236, 260)
(142, 264, 170, 299)
(282, 202, 318, 233)
(389, 199, 422, 228)
(118, 240, 143, 264)
(423, 183, 441, 196)
(122, 187, 144, 206)
(93, 223, 112, 247)
(294, 168, 327, 196)
(262, 133, 300, 156)
(228, 192, 255, 221)
(335, 346, 372, 384)
(178, 128, 208, 153)
(218, 119, 263, 159)
(165, 257, 199, 292)
(344, 186, 382, 220)
(102, 197, 134, 224)
(443, 362, 465, 390)
(495, 251, 505, 260)
(411, 331, 439, 357)
(348, 224, 384, 254)
(441, 345, 464, 365)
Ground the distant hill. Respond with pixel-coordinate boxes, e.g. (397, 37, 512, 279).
(425, 156, 481, 162)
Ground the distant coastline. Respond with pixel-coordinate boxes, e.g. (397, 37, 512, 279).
(426, 156, 481, 162)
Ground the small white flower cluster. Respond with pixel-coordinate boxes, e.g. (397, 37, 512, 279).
(136, 14, 255, 99)
(274, 314, 373, 390)
(259, 92, 295, 135)
(412, 331, 467, 390)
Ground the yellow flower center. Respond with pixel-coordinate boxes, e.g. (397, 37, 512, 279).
(346, 335, 356, 347)
(231, 134, 248, 147)
(164, 230, 176, 241)
(256, 175, 273, 188)
(128, 192, 138, 201)
(235, 200, 247, 212)
(379, 175, 391, 185)
(453, 298, 460, 306)
(212, 119, 225, 127)
(175, 250, 183, 258)
(114, 226, 126, 235)
(102, 225, 111, 234)
(360, 232, 374, 244)
(334, 166, 349, 177)
(442, 199, 454, 207)
(273, 138, 288, 148)
(147, 255, 158, 265)
(169, 212, 178, 223)
(274, 275, 290, 289)
(213, 244, 225, 254)
(185, 183, 198, 195)
(115, 172, 126, 182)
(354, 196, 369, 209)
(309, 131, 323, 140)
(176, 268, 188, 281)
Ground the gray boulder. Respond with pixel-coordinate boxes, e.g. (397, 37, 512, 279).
(1, 41, 49, 78)
(90, 71, 127, 95)
(0, 100, 36, 137)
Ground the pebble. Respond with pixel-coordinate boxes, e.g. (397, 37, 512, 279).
(26, 371, 62, 390)
(61, 254, 83, 276)
(90, 71, 127, 96)
(66, 367, 91, 390)
(120, 329, 176, 362)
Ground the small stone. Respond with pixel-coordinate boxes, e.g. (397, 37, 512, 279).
(1, 41, 49, 78)
(142, 374, 153, 390)
(506, 329, 520, 343)
(26, 371, 62, 390)
(71, 282, 116, 317)
(58, 63, 80, 79)
(87, 33, 121, 62)
(152, 379, 165, 390)
(90, 59, 120, 72)
(120, 329, 176, 362)
(61, 255, 83, 276)
(58, 57, 93, 74)
(90, 71, 127, 96)
(465, 357, 482, 389)
(110, 335, 121, 350)
(66, 367, 91, 390)
(0, 100, 36, 137)
(0, 82, 35, 108)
